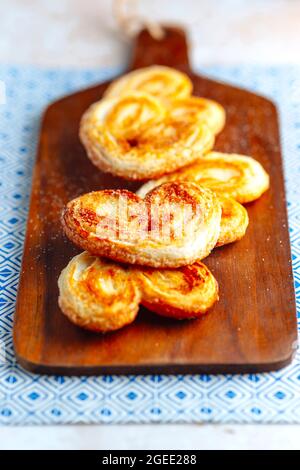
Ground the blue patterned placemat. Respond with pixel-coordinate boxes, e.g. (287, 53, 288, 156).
(0, 64, 299, 425)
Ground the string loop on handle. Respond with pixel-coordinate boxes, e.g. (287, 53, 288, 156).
(113, 0, 165, 40)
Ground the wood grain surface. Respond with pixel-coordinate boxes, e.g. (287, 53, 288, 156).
(13, 27, 297, 374)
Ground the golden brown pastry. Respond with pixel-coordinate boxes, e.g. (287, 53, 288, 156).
(58, 252, 219, 330)
(217, 195, 249, 247)
(137, 152, 270, 203)
(137, 183, 248, 247)
(62, 182, 222, 268)
(168, 96, 225, 135)
(58, 252, 141, 332)
(79, 92, 214, 180)
(104, 65, 193, 101)
(133, 261, 218, 320)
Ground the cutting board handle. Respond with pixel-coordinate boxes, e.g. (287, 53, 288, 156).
(130, 26, 191, 71)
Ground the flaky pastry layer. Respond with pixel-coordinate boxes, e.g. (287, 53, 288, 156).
(62, 182, 222, 268)
(133, 261, 219, 320)
(137, 152, 270, 203)
(137, 183, 249, 247)
(58, 252, 141, 332)
(79, 91, 214, 180)
(217, 195, 249, 247)
(104, 65, 193, 101)
(168, 96, 225, 135)
(58, 252, 219, 331)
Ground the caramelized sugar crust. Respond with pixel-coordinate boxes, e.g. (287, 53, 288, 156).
(80, 91, 215, 180)
(58, 252, 219, 330)
(62, 182, 222, 268)
(133, 260, 219, 320)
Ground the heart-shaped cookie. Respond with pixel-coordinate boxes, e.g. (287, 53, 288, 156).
(58, 252, 219, 332)
(79, 91, 214, 180)
(137, 151, 270, 203)
(62, 182, 222, 268)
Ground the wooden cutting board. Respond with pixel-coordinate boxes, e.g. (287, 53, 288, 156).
(14, 27, 297, 375)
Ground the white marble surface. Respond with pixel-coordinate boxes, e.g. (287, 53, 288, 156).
(0, 424, 299, 450)
(1, 0, 300, 450)
(1, 0, 300, 68)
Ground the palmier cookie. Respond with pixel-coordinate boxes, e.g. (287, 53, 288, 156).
(216, 195, 249, 247)
(104, 65, 193, 101)
(58, 252, 141, 332)
(133, 261, 219, 320)
(62, 182, 222, 268)
(58, 253, 219, 331)
(79, 92, 214, 180)
(137, 152, 270, 203)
